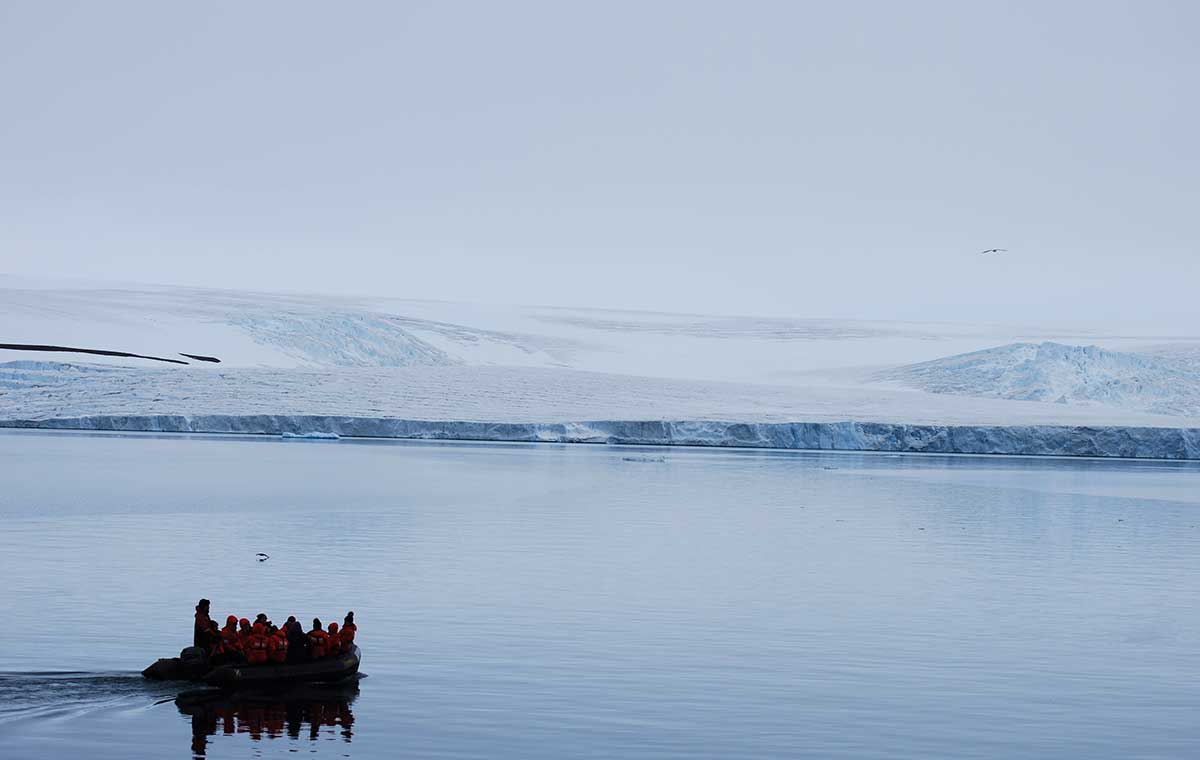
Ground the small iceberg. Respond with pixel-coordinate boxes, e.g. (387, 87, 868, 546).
(281, 431, 341, 440)
(621, 455, 666, 463)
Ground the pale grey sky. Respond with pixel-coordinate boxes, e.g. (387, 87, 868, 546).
(1, 1, 1196, 322)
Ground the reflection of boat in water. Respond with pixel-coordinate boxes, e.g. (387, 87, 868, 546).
(205, 646, 361, 688)
(176, 679, 359, 755)
(143, 645, 361, 686)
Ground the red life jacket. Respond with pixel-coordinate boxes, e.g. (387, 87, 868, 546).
(307, 629, 330, 658)
(245, 633, 269, 664)
(340, 623, 356, 651)
(221, 625, 241, 653)
(194, 611, 212, 649)
(267, 633, 288, 664)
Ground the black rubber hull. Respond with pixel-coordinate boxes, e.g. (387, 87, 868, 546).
(203, 647, 361, 688)
(142, 646, 210, 681)
(142, 656, 206, 681)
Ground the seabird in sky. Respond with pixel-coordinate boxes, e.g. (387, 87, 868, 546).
(979, 248, 1007, 254)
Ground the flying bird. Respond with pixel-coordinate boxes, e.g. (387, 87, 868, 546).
(255, 553, 270, 562)
(979, 248, 1007, 254)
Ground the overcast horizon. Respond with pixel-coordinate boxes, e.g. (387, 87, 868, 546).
(2, 1, 1196, 323)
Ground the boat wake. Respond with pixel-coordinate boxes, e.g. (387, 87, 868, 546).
(0, 671, 177, 726)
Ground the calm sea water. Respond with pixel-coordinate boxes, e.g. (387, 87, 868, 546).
(1, 430, 1198, 759)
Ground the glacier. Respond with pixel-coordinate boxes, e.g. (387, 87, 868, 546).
(5, 278, 1200, 460)
(875, 341, 1200, 416)
(4, 414, 1200, 460)
(3, 359, 1199, 459)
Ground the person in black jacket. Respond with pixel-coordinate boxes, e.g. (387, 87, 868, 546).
(286, 619, 310, 663)
(193, 599, 212, 649)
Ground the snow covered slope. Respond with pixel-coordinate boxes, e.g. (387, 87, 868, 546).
(875, 342, 1200, 417)
(4, 278, 1200, 458)
(4, 275, 1192, 381)
(5, 363, 1195, 427)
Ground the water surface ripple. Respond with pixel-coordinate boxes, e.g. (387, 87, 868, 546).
(0, 431, 1197, 758)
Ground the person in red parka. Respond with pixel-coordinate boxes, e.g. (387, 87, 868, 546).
(220, 616, 241, 652)
(307, 618, 330, 659)
(245, 623, 270, 665)
(327, 622, 340, 655)
(238, 618, 253, 648)
(217, 615, 243, 664)
(267, 628, 288, 664)
(340, 611, 356, 652)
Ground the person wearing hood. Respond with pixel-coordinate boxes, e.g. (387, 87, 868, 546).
(193, 599, 212, 649)
(238, 618, 253, 649)
(220, 616, 243, 660)
(307, 618, 330, 659)
(245, 623, 270, 665)
(267, 625, 289, 664)
(286, 619, 310, 664)
(339, 611, 356, 651)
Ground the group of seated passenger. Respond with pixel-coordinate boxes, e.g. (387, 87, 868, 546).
(194, 599, 356, 666)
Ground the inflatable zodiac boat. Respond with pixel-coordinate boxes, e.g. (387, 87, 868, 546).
(143, 645, 361, 686)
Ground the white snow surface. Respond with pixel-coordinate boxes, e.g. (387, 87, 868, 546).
(6, 274, 1197, 380)
(874, 342, 1200, 417)
(4, 363, 1198, 428)
(4, 277, 1200, 457)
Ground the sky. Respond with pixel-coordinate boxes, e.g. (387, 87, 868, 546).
(0, 1, 1196, 322)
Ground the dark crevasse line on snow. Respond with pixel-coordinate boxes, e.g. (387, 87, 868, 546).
(179, 353, 221, 363)
(0, 343, 190, 366)
(2, 416, 1200, 460)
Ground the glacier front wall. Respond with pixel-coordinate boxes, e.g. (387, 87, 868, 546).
(3, 415, 1200, 459)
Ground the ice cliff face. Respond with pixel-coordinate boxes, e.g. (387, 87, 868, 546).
(5, 415, 1200, 460)
(4, 359, 1200, 458)
(875, 342, 1200, 416)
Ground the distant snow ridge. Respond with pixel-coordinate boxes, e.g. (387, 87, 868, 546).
(876, 342, 1200, 416)
(0, 360, 122, 390)
(227, 313, 456, 367)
